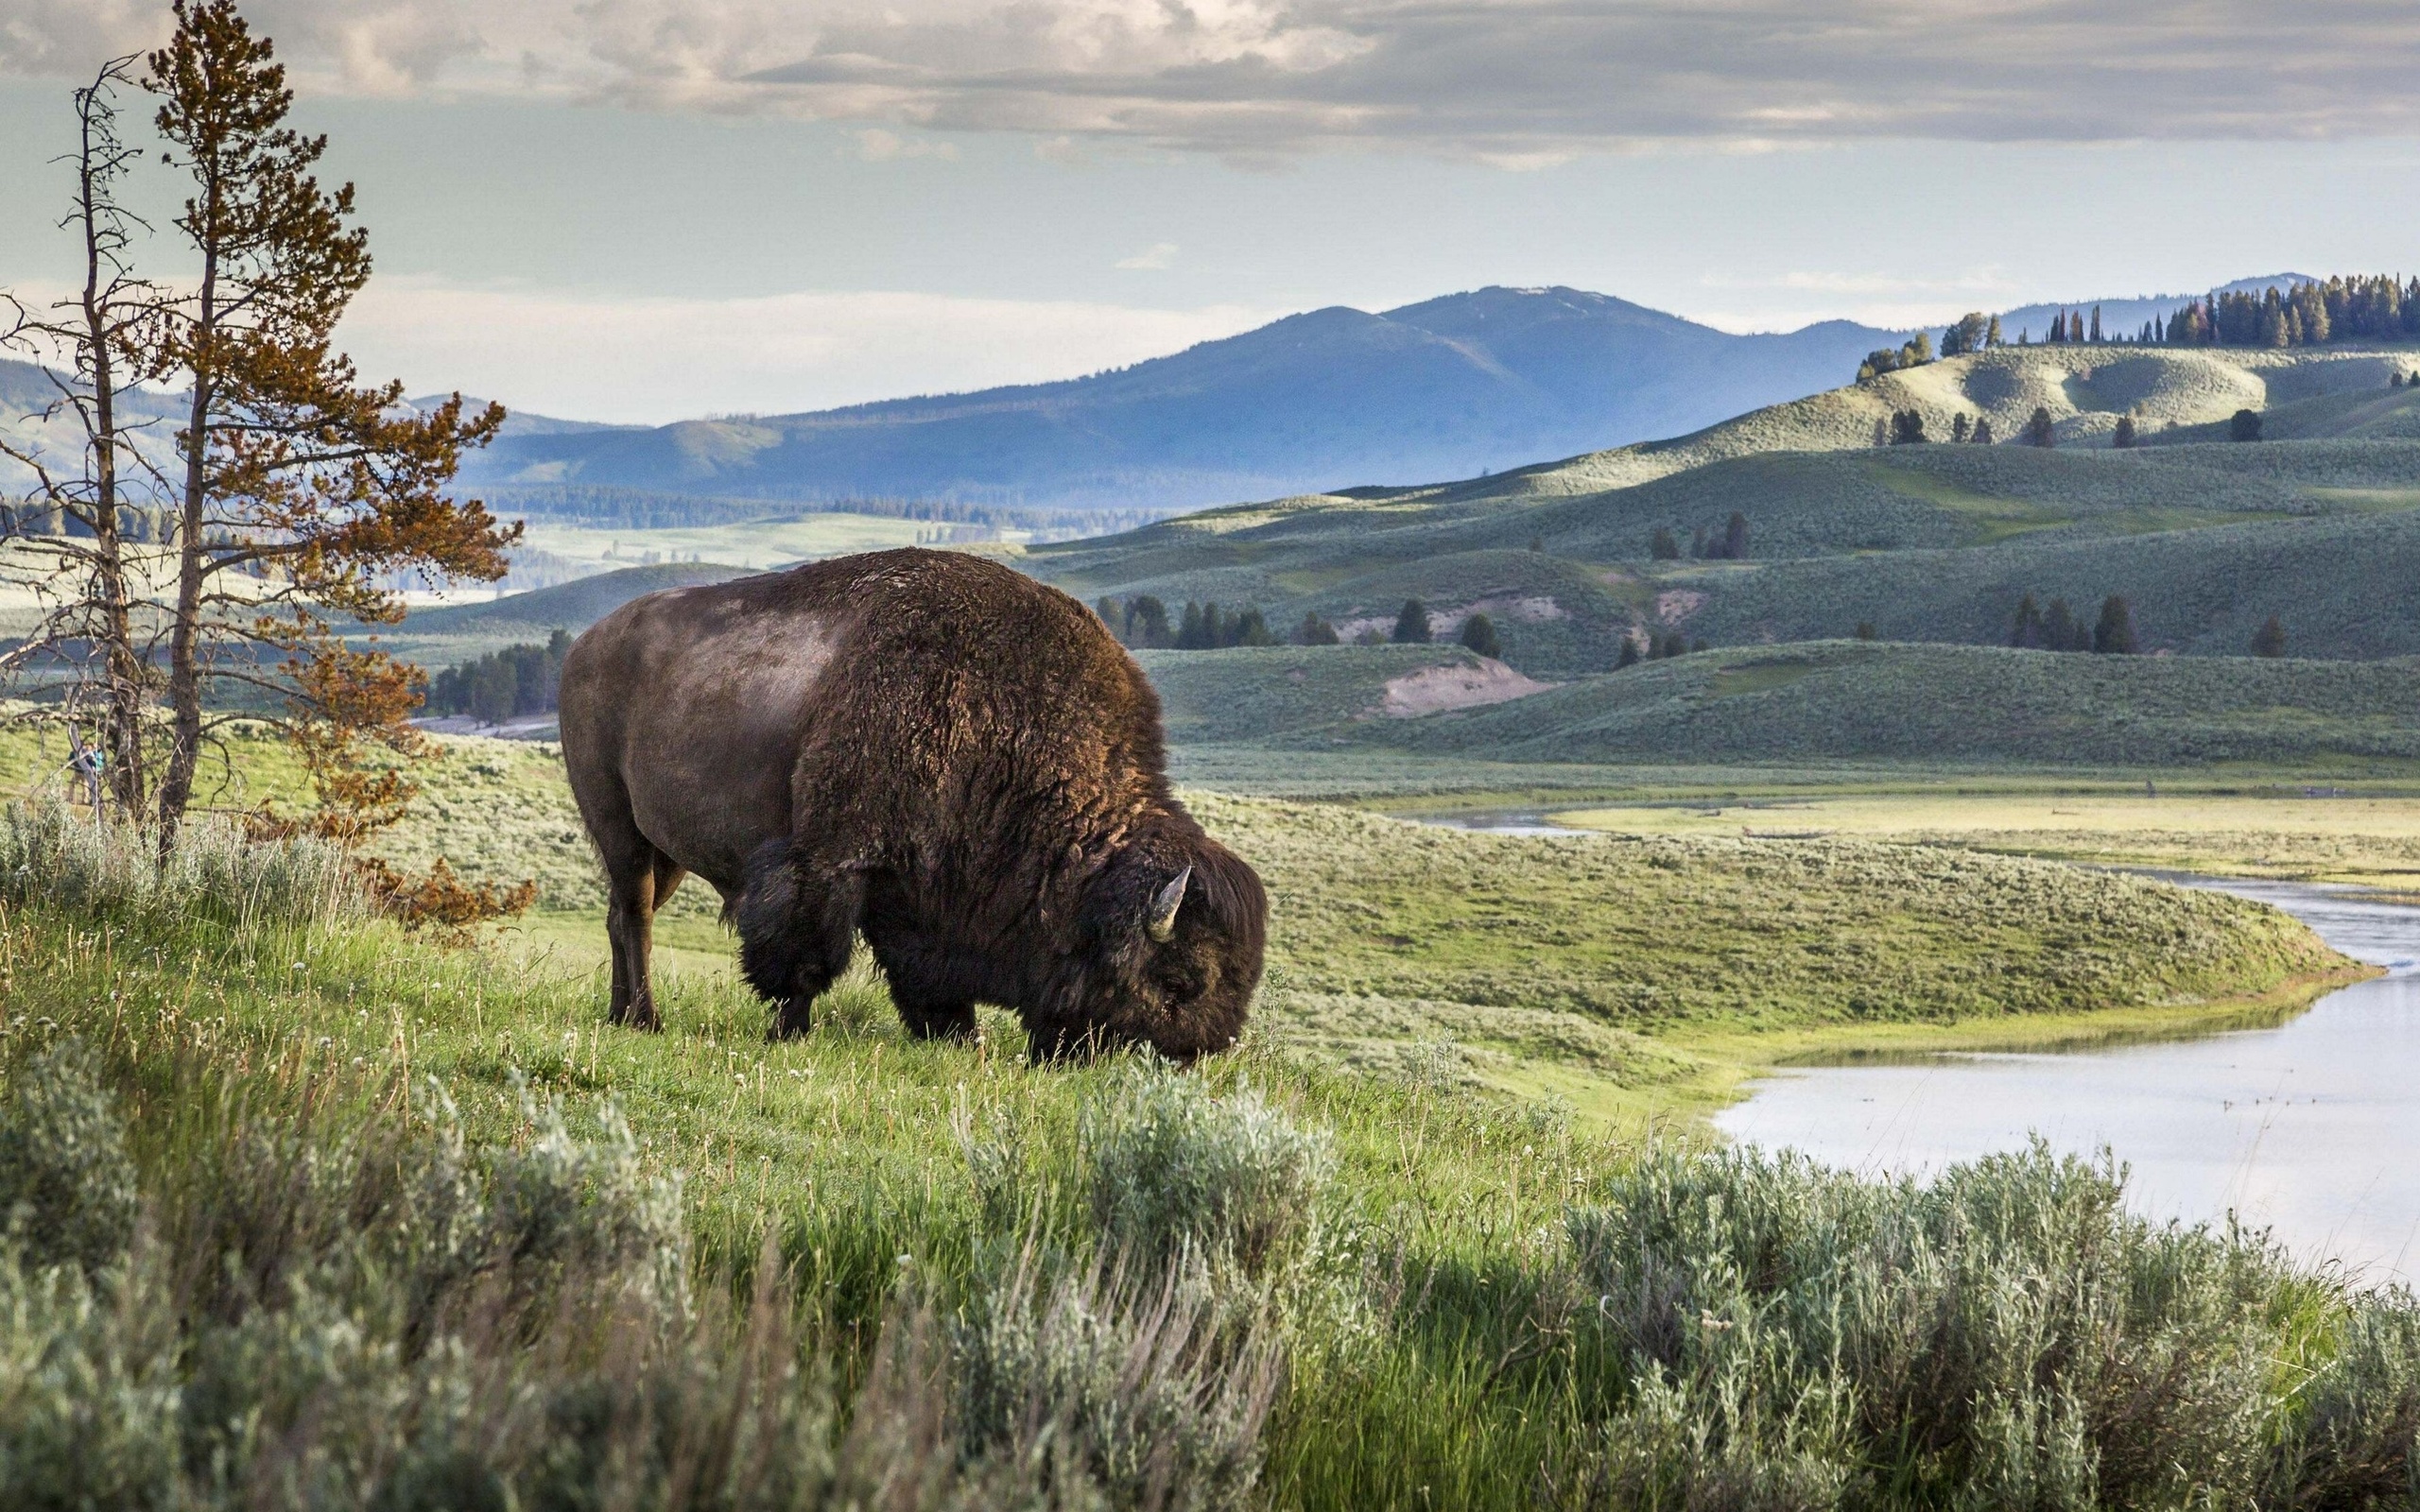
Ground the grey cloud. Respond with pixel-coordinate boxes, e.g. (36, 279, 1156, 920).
(5, 0, 2416, 152)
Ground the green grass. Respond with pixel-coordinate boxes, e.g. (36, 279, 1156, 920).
(0, 795, 2409, 1507)
(1365, 640, 2420, 769)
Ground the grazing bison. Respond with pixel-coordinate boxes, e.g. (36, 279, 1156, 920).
(557, 549, 1266, 1060)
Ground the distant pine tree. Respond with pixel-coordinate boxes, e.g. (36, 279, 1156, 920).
(2026, 407, 2057, 447)
(1951, 414, 1970, 443)
(1657, 631, 1688, 659)
(1128, 594, 1169, 646)
(2093, 594, 2140, 654)
(1177, 600, 1207, 648)
(1096, 595, 1123, 633)
(1651, 526, 1681, 559)
(1890, 409, 1927, 444)
(2231, 408, 2263, 442)
(2394, 371, 2406, 387)
(1855, 621, 1877, 640)
(1873, 418, 1890, 447)
(1722, 511, 1750, 559)
(2090, 305, 2103, 342)
(1231, 607, 1274, 646)
(2113, 416, 2137, 448)
(1392, 598, 1431, 644)
(1294, 610, 1340, 645)
(1616, 636, 1641, 669)
(1199, 601, 1224, 647)
(2043, 597, 2087, 651)
(2251, 616, 2287, 658)
(1458, 613, 1502, 660)
(1986, 315, 2004, 347)
(1972, 417, 1996, 445)
(2009, 592, 2045, 648)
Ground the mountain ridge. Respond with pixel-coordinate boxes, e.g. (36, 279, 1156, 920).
(454, 286, 1907, 511)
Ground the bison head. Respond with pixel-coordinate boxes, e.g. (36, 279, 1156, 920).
(1047, 829, 1267, 1063)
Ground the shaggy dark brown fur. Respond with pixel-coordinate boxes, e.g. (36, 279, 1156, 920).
(557, 549, 1266, 1060)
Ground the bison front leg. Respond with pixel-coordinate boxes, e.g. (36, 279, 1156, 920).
(736, 841, 863, 1040)
(895, 993, 979, 1043)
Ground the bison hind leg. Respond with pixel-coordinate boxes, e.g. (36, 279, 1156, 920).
(735, 839, 861, 1040)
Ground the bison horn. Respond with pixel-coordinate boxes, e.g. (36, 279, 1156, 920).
(1147, 866, 1190, 942)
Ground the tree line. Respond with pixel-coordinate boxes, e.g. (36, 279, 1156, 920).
(2008, 593, 2138, 654)
(1857, 275, 2420, 386)
(424, 630, 572, 725)
(1095, 594, 1508, 658)
(1651, 512, 1750, 560)
(2165, 277, 2420, 349)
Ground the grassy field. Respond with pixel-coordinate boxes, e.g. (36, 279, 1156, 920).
(0, 717, 2360, 1118)
(1359, 640, 2420, 769)
(1554, 788, 2420, 892)
(1, 789, 2415, 1506)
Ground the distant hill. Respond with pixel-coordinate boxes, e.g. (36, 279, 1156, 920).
(397, 562, 752, 642)
(1026, 343, 2420, 675)
(1355, 641, 2420, 769)
(454, 288, 1904, 512)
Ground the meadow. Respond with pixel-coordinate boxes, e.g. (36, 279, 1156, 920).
(1367, 640, 2420, 769)
(0, 795, 2415, 1508)
(1553, 788, 2420, 893)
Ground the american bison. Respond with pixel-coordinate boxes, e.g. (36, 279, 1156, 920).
(557, 549, 1267, 1060)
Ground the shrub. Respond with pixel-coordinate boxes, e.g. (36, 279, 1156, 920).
(949, 1250, 1281, 1512)
(2252, 615, 2288, 658)
(0, 1041, 138, 1276)
(2114, 414, 2137, 448)
(1391, 599, 1431, 644)
(0, 801, 360, 932)
(1566, 1143, 2355, 1509)
(1293, 611, 1340, 646)
(1084, 1068, 1332, 1278)
(484, 1082, 690, 1325)
(1650, 526, 1681, 560)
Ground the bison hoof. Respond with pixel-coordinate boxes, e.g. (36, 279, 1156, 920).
(609, 1004, 663, 1033)
(768, 1002, 815, 1041)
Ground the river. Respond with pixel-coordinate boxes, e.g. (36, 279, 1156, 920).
(1716, 876, 2420, 1280)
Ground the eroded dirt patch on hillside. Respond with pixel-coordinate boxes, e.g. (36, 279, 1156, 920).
(1377, 661, 1554, 717)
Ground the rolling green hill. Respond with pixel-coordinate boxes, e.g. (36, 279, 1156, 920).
(389, 561, 753, 660)
(1462, 342, 2414, 499)
(1024, 343, 2420, 679)
(1348, 640, 2420, 768)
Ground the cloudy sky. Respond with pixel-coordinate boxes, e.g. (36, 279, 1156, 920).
(3, 1, 2417, 421)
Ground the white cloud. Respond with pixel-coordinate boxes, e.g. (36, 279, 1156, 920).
(1115, 242, 1179, 269)
(852, 127, 959, 160)
(329, 278, 1271, 423)
(6, 1, 2415, 157)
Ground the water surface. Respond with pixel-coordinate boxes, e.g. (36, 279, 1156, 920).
(1716, 876, 2420, 1279)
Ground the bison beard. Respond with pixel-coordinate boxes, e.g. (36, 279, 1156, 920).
(558, 549, 1266, 1062)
